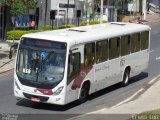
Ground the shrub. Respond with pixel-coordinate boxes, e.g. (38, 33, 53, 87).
(7, 30, 30, 40)
(80, 20, 108, 26)
(89, 20, 100, 25)
(42, 24, 75, 30)
(80, 21, 87, 26)
(41, 25, 58, 30)
(102, 20, 108, 23)
(7, 30, 43, 40)
(7, 24, 76, 40)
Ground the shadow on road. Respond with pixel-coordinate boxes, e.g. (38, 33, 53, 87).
(88, 72, 148, 101)
(16, 72, 148, 111)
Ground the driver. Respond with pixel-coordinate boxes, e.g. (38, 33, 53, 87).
(32, 51, 40, 70)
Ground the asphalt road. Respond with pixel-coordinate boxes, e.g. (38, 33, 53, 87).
(0, 23, 160, 119)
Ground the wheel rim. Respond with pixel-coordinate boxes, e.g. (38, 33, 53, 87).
(124, 72, 129, 84)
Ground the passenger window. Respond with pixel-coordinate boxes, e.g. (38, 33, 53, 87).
(109, 37, 120, 59)
(84, 43, 95, 66)
(131, 33, 140, 53)
(141, 31, 149, 50)
(121, 35, 130, 56)
(96, 40, 108, 63)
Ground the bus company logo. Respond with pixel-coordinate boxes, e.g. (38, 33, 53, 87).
(34, 89, 38, 93)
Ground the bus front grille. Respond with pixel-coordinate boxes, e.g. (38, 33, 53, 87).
(23, 92, 49, 102)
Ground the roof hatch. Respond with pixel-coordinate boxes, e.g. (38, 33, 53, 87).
(68, 28, 86, 32)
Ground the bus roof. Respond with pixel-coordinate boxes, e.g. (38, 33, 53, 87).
(22, 22, 151, 47)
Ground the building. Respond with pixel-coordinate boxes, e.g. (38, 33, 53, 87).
(0, 5, 11, 41)
(0, 0, 148, 41)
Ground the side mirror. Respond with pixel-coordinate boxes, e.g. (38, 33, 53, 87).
(9, 50, 12, 59)
(9, 43, 18, 59)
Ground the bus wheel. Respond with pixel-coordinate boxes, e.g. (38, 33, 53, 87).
(122, 69, 130, 87)
(78, 84, 88, 103)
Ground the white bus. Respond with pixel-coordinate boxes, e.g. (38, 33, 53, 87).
(12, 22, 151, 105)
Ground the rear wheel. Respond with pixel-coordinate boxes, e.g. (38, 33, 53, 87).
(78, 84, 89, 103)
(122, 69, 130, 87)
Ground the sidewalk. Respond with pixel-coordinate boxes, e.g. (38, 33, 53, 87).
(144, 13, 160, 25)
(0, 42, 15, 74)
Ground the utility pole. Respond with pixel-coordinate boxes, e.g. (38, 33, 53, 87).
(66, 0, 69, 24)
(143, 0, 147, 20)
(100, 0, 103, 24)
(44, 0, 48, 25)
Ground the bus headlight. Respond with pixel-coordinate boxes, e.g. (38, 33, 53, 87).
(53, 86, 64, 96)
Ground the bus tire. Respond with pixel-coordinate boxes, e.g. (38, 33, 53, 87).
(78, 84, 89, 103)
(122, 69, 130, 87)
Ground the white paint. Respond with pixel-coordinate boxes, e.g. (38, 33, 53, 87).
(148, 75, 160, 85)
(156, 56, 160, 60)
(150, 50, 154, 53)
(111, 88, 144, 108)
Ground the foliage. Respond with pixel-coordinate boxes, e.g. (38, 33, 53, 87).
(41, 25, 58, 30)
(7, 24, 76, 40)
(80, 20, 108, 26)
(89, 20, 100, 25)
(41, 24, 76, 30)
(1, 0, 37, 15)
(80, 21, 87, 26)
(7, 30, 42, 40)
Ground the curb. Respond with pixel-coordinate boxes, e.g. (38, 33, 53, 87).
(0, 68, 14, 75)
(0, 59, 14, 68)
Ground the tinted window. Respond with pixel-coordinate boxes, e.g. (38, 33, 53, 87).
(109, 37, 120, 59)
(96, 40, 108, 63)
(141, 31, 149, 50)
(131, 33, 140, 53)
(84, 42, 95, 66)
(121, 35, 130, 56)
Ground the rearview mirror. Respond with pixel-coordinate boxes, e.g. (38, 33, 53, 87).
(9, 43, 18, 59)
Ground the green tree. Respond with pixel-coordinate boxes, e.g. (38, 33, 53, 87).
(0, 0, 37, 42)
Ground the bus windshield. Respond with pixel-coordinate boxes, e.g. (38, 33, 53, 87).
(16, 38, 67, 88)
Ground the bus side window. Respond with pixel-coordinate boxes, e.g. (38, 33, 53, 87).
(96, 40, 108, 63)
(67, 53, 81, 83)
(141, 31, 149, 50)
(109, 37, 120, 59)
(84, 42, 95, 66)
(121, 35, 130, 56)
(131, 33, 140, 53)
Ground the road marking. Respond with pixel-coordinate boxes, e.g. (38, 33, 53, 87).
(156, 56, 160, 60)
(150, 50, 154, 53)
(148, 74, 160, 85)
(111, 88, 144, 108)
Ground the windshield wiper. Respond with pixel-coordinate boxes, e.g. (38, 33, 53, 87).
(36, 51, 55, 82)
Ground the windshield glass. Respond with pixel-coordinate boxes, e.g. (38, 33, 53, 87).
(16, 38, 67, 87)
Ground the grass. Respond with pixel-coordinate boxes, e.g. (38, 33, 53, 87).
(129, 109, 160, 120)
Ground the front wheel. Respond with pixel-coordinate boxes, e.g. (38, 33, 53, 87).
(78, 84, 88, 103)
(122, 69, 130, 87)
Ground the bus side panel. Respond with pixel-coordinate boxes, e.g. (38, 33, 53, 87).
(94, 58, 122, 91)
(128, 52, 143, 77)
(139, 49, 149, 72)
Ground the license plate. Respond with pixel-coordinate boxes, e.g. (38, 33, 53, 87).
(31, 97, 40, 102)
